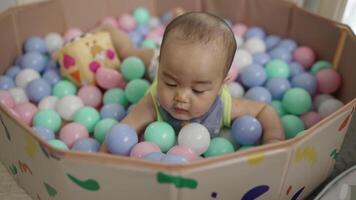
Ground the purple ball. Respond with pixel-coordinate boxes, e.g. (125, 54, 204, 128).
(291, 73, 317, 95)
(232, 115, 262, 146)
(245, 86, 272, 104)
(265, 35, 281, 50)
(289, 62, 305, 78)
(278, 38, 297, 52)
(161, 154, 188, 164)
(240, 64, 267, 88)
(144, 152, 165, 161)
(5, 66, 21, 79)
(42, 69, 61, 85)
(135, 24, 150, 36)
(129, 31, 144, 47)
(25, 78, 51, 103)
(32, 126, 55, 141)
(0, 76, 15, 90)
(72, 138, 100, 153)
(269, 47, 292, 62)
(244, 26, 266, 40)
(265, 78, 291, 100)
(253, 52, 271, 66)
(106, 123, 138, 155)
(100, 103, 126, 121)
(21, 52, 47, 72)
(24, 36, 48, 53)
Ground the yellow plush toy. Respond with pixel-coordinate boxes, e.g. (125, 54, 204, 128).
(54, 32, 120, 86)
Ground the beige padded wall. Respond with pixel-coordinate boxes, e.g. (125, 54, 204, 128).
(202, 0, 246, 23)
(154, 0, 202, 16)
(107, 0, 155, 18)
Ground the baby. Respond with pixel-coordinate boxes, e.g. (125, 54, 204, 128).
(101, 12, 284, 152)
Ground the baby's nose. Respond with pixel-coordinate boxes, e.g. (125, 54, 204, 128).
(174, 90, 189, 103)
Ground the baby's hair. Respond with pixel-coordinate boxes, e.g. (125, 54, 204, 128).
(160, 11, 237, 75)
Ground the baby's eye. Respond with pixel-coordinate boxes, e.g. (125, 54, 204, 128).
(192, 89, 205, 94)
(165, 82, 177, 87)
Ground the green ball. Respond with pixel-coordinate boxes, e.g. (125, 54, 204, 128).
(33, 109, 62, 133)
(310, 60, 332, 75)
(121, 56, 145, 81)
(238, 145, 253, 151)
(266, 59, 290, 79)
(125, 79, 150, 104)
(133, 7, 150, 25)
(73, 107, 101, 133)
(281, 115, 305, 139)
(48, 139, 68, 150)
(271, 100, 286, 116)
(144, 121, 176, 152)
(282, 88, 312, 115)
(140, 39, 156, 49)
(103, 88, 128, 107)
(94, 118, 118, 144)
(203, 137, 234, 157)
(52, 80, 77, 98)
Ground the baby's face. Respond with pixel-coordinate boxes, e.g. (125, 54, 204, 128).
(157, 40, 227, 121)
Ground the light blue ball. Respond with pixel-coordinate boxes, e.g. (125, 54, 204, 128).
(129, 31, 144, 47)
(265, 35, 281, 50)
(42, 69, 61, 86)
(240, 64, 267, 88)
(269, 47, 292, 62)
(278, 38, 297, 52)
(72, 138, 100, 153)
(32, 126, 55, 141)
(144, 152, 165, 162)
(5, 66, 21, 79)
(26, 78, 51, 103)
(289, 62, 305, 78)
(245, 86, 272, 104)
(253, 52, 271, 66)
(21, 52, 46, 72)
(265, 78, 291, 100)
(106, 123, 138, 155)
(45, 59, 59, 71)
(15, 55, 23, 66)
(232, 115, 262, 146)
(291, 73, 317, 95)
(244, 26, 266, 40)
(100, 103, 126, 121)
(136, 24, 150, 36)
(24, 36, 48, 53)
(0, 76, 15, 90)
(161, 154, 188, 164)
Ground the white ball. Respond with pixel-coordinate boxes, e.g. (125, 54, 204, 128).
(55, 96, 84, 121)
(178, 123, 210, 155)
(45, 32, 64, 53)
(243, 37, 266, 54)
(234, 49, 252, 71)
(38, 96, 59, 110)
(318, 98, 344, 118)
(9, 87, 28, 104)
(15, 69, 40, 89)
(234, 35, 244, 49)
(149, 17, 161, 28)
(228, 82, 245, 98)
(313, 94, 333, 110)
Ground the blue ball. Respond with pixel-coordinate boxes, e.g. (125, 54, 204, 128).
(42, 69, 61, 86)
(265, 35, 281, 50)
(32, 126, 55, 141)
(278, 38, 297, 52)
(232, 115, 262, 146)
(45, 59, 59, 71)
(161, 154, 188, 164)
(160, 12, 173, 25)
(291, 73, 317, 95)
(265, 78, 291, 100)
(106, 123, 138, 155)
(21, 52, 47, 72)
(245, 86, 272, 104)
(0, 76, 15, 90)
(15, 55, 23, 66)
(240, 64, 267, 88)
(72, 138, 100, 153)
(135, 24, 150, 36)
(25, 78, 51, 103)
(244, 26, 266, 40)
(289, 62, 305, 79)
(253, 52, 271, 66)
(129, 31, 144, 47)
(100, 103, 126, 121)
(5, 66, 21, 79)
(269, 47, 292, 62)
(144, 152, 165, 162)
(24, 36, 48, 53)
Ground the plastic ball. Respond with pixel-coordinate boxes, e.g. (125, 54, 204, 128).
(129, 31, 144, 47)
(9, 87, 28, 104)
(265, 59, 290, 79)
(59, 122, 89, 148)
(318, 98, 344, 118)
(106, 123, 138, 155)
(143, 152, 165, 162)
(271, 100, 287, 116)
(281, 115, 305, 139)
(32, 126, 55, 141)
(38, 96, 58, 110)
(15, 69, 40, 89)
(55, 95, 84, 121)
(244, 26, 266, 39)
(144, 121, 176, 152)
(0, 90, 15, 108)
(63, 28, 83, 43)
(293, 46, 316, 69)
(161, 154, 188, 164)
(245, 86, 272, 104)
(5, 65, 21, 79)
(227, 64, 239, 82)
(125, 79, 150, 104)
(315, 69, 341, 94)
(42, 69, 61, 86)
(45, 32, 64, 53)
(269, 47, 292, 62)
(234, 35, 244, 48)
(289, 62, 305, 78)
(118, 14, 136, 32)
(100, 103, 126, 121)
(130, 141, 161, 158)
(24, 36, 47, 53)
(240, 64, 266, 88)
(313, 94, 333, 110)
(167, 145, 198, 161)
(264, 35, 281, 50)
(243, 37, 266, 54)
(33, 109, 62, 133)
(291, 73, 317, 95)
(103, 88, 128, 107)
(100, 16, 118, 28)
(21, 52, 46, 72)
(48, 139, 68, 150)
(77, 85, 102, 108)
(136, 24, 150, 36)
(253, 52, 271, 66)
(25, 78, 51, 103)
(231, 115, 262, 146)
(121, 56, 145, 81)
(96, 67, 123, 90)
(310, 60, 332, 75)
(232, 23, 248, 37)
(219, 128, 239, 150)
(133, 7, 150, 25)
(278, 38, 297, 52)
(300, 111, 322, 129)
(0, 76, 15, 90)
(13, 102, 38, 126)
(265, 78, 291, 100)
(73, 106, 101, 133)
(140, 39, 157, 49)
(228, 82, 244, 98)
(72, 138, 100, 153)
(282, 88, 311, 115)
(148, 16, 161, 28)
(94, 118, 118, 144)
(178, 123, 210, 155)
(234, 49, 253, 71)
(52, 80, 77, 98)
(203, 137, 234, 157)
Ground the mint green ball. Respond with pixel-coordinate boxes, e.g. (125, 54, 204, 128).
(203, 137, 234, 157)
(282, 88, 311, 115)
(271, 100, 286, 116)
(266, 59, 290, 79)
(310, 60, 331, 75)
(140, 39, 156, 49)
(281, 115, 305, 139)
(144, 121, 176, 152)
(103, 88, 128, 107)
(121, 56, 145, 81)
(125, 79, 150, 104)
(238, 145, 253, 151)
(133, 7, 150, 25)
(52, 80, 77, 98)
(33, 109, 61, 133)
(73, 107, 101, 133)
(94, 118, 118, 144)
(48, 139, 68, 150)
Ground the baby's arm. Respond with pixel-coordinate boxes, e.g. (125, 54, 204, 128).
(231, 98, 285, 144)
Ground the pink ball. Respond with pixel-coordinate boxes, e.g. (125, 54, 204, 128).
(59, 122, 89, 148)
(9, 108, 21, 119)
(63, 28, 83, 43)
(300, 111, 322, 129)
(153, 25, 165, 36)
(77, 85, 102, 108)
(100, 16, 118, 28)
(316, 69, 341, 94)
(0, 90, 15, 108)
(227, 63, 239, 83)
(293, 46, 316, 69)
(13, 103, 38, 126)
(96, 68, 123, 90)
(117, 14, 136, 32)
(130, 141, 161, 158)
(167, 145, 198, 161)
(145, 31, 161, 40)
(232, 23, 248, 37)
